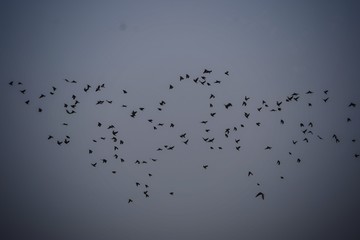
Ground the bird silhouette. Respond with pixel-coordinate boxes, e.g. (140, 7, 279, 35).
(130, 110, 137, 118)
(255, 192, 264, 200)
(224, 103, 233, 109)
(348, 102, 356, 107)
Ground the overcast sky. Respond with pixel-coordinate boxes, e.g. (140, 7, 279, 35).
(1, 1, 360, 240)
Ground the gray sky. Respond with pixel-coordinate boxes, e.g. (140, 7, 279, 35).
(1, 1, 360, 240)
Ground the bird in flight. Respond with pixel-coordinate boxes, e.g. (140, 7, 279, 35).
(224, 103, 232, 109)
(255, 192, 264, 200)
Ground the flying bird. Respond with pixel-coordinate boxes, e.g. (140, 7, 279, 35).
(203, 69, 212, 74)
(224, 103, 233, 109)
(255, 192, 264, 200)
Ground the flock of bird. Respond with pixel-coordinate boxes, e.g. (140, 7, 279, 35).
(8, 68, 359, 203)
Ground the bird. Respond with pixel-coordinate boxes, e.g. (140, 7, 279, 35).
(130, 110, 137, 118)
(348, 102, 356, 107)
(224, 103, 233, 109)
(203, 165, 208, 169)
(66, 110, 76, 114)
(169, 192, 174, 195)
(128, 199, 133, 203)
(265, 146, 272, 150)
(225, 71, 229, 75)
(255, 192, 264, 200)
(91, 163, 97, 167)
(248, 171, 253, 176)
(169, 84, 174, 89)
(203, 69, 212, 74)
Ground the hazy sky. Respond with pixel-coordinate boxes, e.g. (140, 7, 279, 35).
(1, 1, 360, 240)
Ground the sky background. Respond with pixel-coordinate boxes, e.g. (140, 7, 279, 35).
(1, 1, 360, 240)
